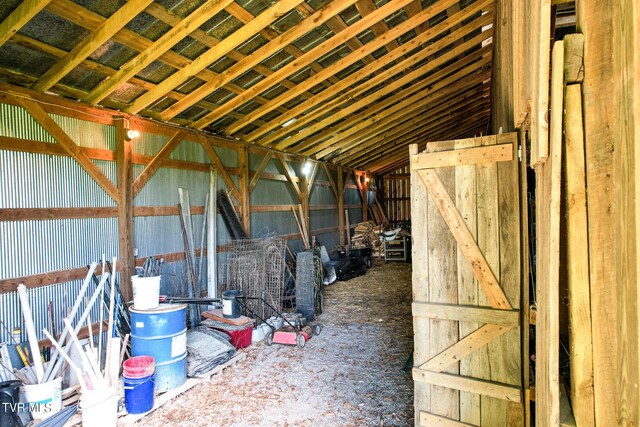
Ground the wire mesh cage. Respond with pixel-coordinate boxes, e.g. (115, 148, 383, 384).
(218, 236, 287, 320)
(295, 249, 324, 321)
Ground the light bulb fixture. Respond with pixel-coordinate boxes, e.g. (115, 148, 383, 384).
(302, 161, 313, 177)
(364, 176, 370, 183)
(125, 129, 140, 140)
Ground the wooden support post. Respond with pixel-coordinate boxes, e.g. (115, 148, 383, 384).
(238, 145, 250, 236)
(362, 175, 369, 222)
(338, 166, 345, 246)
(564, 83, 595, 427)
(578, 3, 618, 423)
(116, 120, 134, 302)
(613, 1, 640, 425)
(300, 169, 310, 246)
(535, 40, 564, 427)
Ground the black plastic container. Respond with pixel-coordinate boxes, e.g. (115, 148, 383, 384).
(222, 290, 242, 318)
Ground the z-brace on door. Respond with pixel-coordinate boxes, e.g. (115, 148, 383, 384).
(410, 133, 524, 426)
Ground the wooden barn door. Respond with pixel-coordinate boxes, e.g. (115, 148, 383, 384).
(410, 133, 524, 426)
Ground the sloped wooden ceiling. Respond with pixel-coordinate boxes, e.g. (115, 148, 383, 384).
(0, 0, 494, 174)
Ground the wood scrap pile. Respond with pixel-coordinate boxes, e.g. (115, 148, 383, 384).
(351, 221, 384, 255)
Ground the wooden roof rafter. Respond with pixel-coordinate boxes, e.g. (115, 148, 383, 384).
(0, 0, 497, 172)
(190, 0, 418, 130)
(269, 13, 494, 152)
(254, 0, 494, 147)
(334, 90, 491, 165)
(300, 49, 493, 158)
(156, 0, 361, 122)
(221, 0, 466, 136)
(0, 0, 53, 48)
(353, 105, 492, 170)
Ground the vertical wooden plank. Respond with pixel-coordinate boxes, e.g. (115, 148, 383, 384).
(361, 176, 368, 222)
(496, 134, 523, 423)
(427, 141, 459, 420)
(492, 0, 514, 133)
(410, 144, 431, 426)
(454, 137, 480, 425)
(576, 1, 618, 423)
(116, 120, 134, 302)
(530, 0, 551, 165)
(238, 145, 250, 236)
(564, 83, 595, 427)
(337, 166, 345, 245)
(477, 135, 505, 426)
(534, 43, 564, 427)
(613, 0, 640, 424)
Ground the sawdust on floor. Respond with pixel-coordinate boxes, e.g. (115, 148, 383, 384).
(140, 260, 414, 427)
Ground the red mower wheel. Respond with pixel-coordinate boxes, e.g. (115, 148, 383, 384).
(265, 332, 273, 346)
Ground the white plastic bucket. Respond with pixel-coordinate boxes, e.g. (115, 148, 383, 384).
(80, 386, 118, 427)
(21, 377, 62, 420)
(132, 275, 161, 310)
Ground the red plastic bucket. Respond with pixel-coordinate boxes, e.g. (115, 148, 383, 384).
(123, 356, 155, 379)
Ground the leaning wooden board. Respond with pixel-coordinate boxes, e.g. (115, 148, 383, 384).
(201, 309, 253, 326)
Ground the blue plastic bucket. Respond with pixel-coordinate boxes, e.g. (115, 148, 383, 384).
(124, 373, 155, 414)
(129, 304, 187, 393)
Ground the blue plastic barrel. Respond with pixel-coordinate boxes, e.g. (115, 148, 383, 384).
(123, 373, 155, 414)
(129, 304, 187, 393)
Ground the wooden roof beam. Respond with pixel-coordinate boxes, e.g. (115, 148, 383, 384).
(32, 0, 154, 92)
(256, 2, 493, 146)
(346, 101, 492, 167)
(7, 33, 257, 124)
(141, 1, 316, 98)
(362, 116, 490, 173)
(227, 2, 337, 87)
(404, 0, 430, 35)
(269, 16, 493, 150)
(334, 88, 491, 163)
(300, 52, 492, 157)
(83, 0, 234, 104)
(367, 122, 491, 174)
(312, 70, 491, 161)
(296, 2, 377, 65)
(191, 0, 417, 130)
(335, 93, 491, 165)
(225, 2, 338, 91)
(355, 0, 401, 53)
(330, 85, 491, 161)
(340, 107, 491, 168)
(360, 112, 491, 171)
(42, 0, 273, 119)
(222, 0, 465, 136)
(125, 0, 305, 114)
(284, 44, 492, 154)
(0, 0, 53, 48)
(322, 75, 491, 164)
(157, 0, 359, 121)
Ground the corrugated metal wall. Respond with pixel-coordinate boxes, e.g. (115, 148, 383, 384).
(0, 103, 345, 342)
(0, 104, 117, 342)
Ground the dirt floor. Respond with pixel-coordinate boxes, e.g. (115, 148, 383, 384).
(142, 261, 414, 427)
